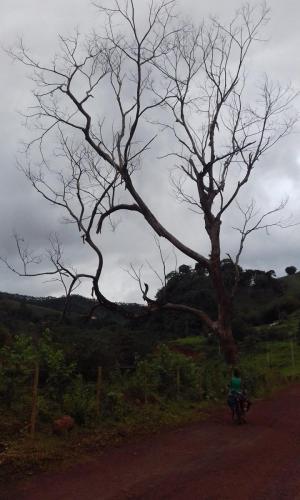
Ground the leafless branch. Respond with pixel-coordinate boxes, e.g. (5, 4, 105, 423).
(5, 0, 298, 363)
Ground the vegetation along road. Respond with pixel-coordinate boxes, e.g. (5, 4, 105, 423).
(3, 384, 300, 500)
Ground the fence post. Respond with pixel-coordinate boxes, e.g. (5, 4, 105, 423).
(266, 350, 271, 368)
(290, 340, 295, 370)
(176, 367, 180, 399)
(30, 361, 39, 438)
(198, 371, 203, 400)
(144, 370, 148, 405)
(96, 366, 102, 418)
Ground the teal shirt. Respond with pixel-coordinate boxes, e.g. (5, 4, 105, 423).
(230, 376, 242, 392)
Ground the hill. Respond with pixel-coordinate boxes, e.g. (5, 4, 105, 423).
(1, 267, 300, 334)
(1, 267, 300, 374)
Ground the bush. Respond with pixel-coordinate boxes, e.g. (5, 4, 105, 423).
(232, 317, 254, 341)
(257, 324, 289, 341)
(37, 395, 61, 423)
(261, 305, 280, 324)
(126, 345, 201, 403)
(63, 375, 95, 425)
(241, 334, 260, 353)
(200, 361, 228, 400)
(102, 390, 128, 420)
(279, 297, 300, 315)
(241, 362, 284, 396)
(0, 335, 35, 409)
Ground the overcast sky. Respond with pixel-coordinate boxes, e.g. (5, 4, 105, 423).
(1, 0, 300, 303)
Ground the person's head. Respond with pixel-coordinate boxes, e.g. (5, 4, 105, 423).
(233, 368, 241, 378)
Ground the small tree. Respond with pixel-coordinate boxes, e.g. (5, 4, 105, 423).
(4, 1, 297, 364)
(0, 330, 74, 423)
(285, 266, 297, 275)
(178, 265, 191, 275)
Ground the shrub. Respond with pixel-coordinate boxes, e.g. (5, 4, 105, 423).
(102, 390, 128, 420)
(242, 334, 261, 352)
(126, 345, 201, 403)
(63, 375, 95, 425)
(200, 361, 228, 400)
(241, 362, 284, 396)
(232, 317, 254, 341)
(279, 297, 300, 315)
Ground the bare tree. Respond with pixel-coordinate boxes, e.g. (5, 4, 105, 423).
(5, 0, 298, 364)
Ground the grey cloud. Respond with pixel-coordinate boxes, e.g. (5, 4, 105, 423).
(1, 0, 300, 302)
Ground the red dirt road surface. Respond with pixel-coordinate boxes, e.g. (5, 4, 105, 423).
(3, 384, 300, 500)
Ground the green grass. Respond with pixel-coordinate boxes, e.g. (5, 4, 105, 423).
(170, 336, 205, 350)
(243, 340, 300, 377)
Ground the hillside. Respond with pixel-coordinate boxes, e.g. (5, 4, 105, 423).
(0, 268, 299, 375)
(1, 268, 300, 337)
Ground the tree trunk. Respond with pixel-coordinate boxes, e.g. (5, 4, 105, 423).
(218, 326, 238, 365)
(206, 218, 238, 364)
(216, 292, 237, 364)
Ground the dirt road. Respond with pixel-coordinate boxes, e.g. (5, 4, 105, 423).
(3, 384, 300, 500)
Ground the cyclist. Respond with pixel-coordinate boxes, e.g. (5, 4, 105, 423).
(229, 368, 242, 394)
(227, 368, 249, 423)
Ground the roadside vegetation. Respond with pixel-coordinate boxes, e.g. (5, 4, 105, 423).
(1, 268, 300, 480)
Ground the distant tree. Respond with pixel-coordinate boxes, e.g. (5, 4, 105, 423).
(220, 259, 242, 289)
(165, 271, 178, 282)
(239, 269, 255, 288)
(4, 1, 297, 364)
(253, 270, 273, 289)
(178, 265, 191, 275)
(285, 266, 297, 275)
(194, 263, 208, 277)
